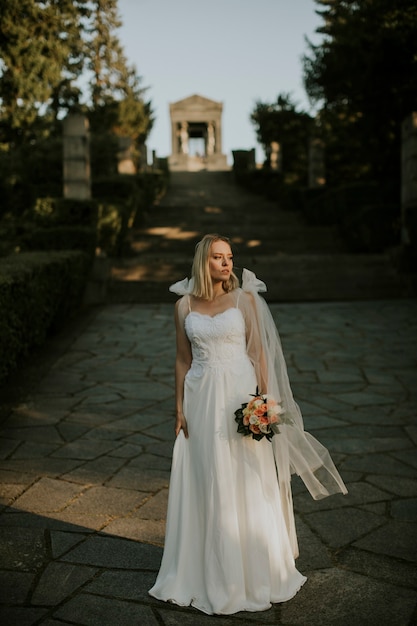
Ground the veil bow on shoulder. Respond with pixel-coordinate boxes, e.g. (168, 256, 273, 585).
(169, 277, 195, 296)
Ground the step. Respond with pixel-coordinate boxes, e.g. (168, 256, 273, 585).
(108, 172, 413, 303)
(108, 254, 412, 303)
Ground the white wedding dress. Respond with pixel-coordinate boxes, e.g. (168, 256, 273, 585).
(149, 302, 307, 615)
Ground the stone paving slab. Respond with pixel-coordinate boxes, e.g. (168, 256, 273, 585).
(0, 300, 416, 625)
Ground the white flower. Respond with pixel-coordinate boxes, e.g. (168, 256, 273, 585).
(259, 423, 271, 434)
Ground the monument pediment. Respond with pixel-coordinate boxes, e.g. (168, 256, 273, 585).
(170, 94, 222, 111)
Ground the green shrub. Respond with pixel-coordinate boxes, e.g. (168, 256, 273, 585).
(283, 187, 327, 213)
(0, 250, 90, 383)
(92, 175, 137, 201)
(29, 197, 98, 227)
(0, 135, 64, 218)
(8, 198, 99, 258)
(340, 203, 401, 252)
(93, 172, 169, 252)
(97, 202, 131, 256)
(90, 132, 119, 178)
(20, 226, 97, 257)
(302, 182, 396, 226)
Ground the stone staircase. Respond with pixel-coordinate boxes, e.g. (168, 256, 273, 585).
(109, 171, 412, 303)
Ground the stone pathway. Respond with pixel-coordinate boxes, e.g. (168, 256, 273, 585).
(0, 298, 416, 625)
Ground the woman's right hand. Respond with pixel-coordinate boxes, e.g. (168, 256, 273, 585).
(175, 412, 189, 438)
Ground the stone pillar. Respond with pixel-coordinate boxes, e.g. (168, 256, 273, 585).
(63, 114, 91, 199)
(139, 143, 148, 171)
(180, 121, 189, 154)
(207, 122, 215, 156)
(171, 122, 178, 155)
(401, 112, 417, 246)
(214, 121, 221, 154)
(308, 137, 326, 187)
(117, 136, 136, 174)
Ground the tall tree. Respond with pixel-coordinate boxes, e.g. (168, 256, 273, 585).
(251, 94, 312, 184)
(0, 0, 90, 143)
(303, 0, 417, 184)
(0, 0, 153, 145)
(86, 0, 153, 141)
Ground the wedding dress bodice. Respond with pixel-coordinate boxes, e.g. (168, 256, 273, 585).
(185, 308, 247, 375)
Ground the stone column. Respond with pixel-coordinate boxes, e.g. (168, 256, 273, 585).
(308, 138, 326, 187)
(207, 122, 215, 156)
(171, 122, 178, 155)
(180, 121, 189, 154)
(401, 112, 417, 246)
(117, 136, 136, 174)
(141, 143, 148, 169)
(214, 121, 221, 154)
(63, 114, 91, 199)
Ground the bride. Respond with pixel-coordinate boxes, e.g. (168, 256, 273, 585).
(149, 233, 347, 615)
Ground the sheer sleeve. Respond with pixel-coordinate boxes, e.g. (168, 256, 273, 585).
(238, 290, 268, 393)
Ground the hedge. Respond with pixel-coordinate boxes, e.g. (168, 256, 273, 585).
(28, 197, 98, 226)
(0, 250, 90, 384)
(20, 226, 97, 258)
(93, 172, 169, 254)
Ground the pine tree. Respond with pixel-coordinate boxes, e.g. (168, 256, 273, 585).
(0, 0, 89, 143)
(0, 0, 153, 145)
(86, 0, 153, 141)
(251, 94, 312, 184)
(303, 0, 417, 184)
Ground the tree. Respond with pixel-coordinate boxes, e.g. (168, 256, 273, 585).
(0, 0, 90, 143)
(303, 0, 417, 184)
(251, 94, 312, 184)
(0, 0, 153, 146)
(86, 0, 153, 142)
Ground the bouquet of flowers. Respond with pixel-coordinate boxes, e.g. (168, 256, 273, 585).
(234, 387, 290, 441)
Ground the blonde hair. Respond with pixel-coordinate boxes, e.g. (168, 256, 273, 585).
(191, 234, 239, 300)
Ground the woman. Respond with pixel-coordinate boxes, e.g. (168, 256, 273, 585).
(149, 234, 347, 615)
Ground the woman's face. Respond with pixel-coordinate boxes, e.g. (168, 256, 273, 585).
(208, 240, 233, 283)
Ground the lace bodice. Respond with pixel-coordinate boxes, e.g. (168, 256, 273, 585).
(185, 308, 248, 376)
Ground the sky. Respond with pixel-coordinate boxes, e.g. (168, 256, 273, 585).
(117, 0, 323, 162)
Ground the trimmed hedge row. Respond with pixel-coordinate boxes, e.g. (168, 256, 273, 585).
(20, 226, 97, 257)
(2, 172, 169, 260)
(0, 250, 90, 384)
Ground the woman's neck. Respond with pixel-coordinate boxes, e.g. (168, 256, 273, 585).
(211, 283, 226, 300)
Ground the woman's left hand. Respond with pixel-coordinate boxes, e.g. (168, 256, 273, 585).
(175, 412, 189, 438)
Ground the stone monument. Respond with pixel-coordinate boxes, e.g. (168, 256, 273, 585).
(63, 114, 91, 199)
(168, 94, 229, 171)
